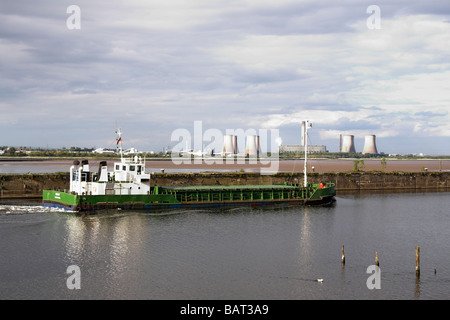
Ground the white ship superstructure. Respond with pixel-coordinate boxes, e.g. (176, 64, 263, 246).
(69, 128, 151, 196)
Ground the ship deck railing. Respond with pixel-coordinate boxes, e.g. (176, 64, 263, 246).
(157, 184, 331, 203)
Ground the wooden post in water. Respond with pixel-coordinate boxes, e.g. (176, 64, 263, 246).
(375, 252, 379, 267)
(415, 246, 420, 277)
(341, 245, 345, 265)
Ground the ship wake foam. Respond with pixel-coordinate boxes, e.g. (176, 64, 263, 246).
(0, 205, 72, 214)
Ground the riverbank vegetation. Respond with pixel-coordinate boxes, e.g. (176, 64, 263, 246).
(0, 146, 171, 160)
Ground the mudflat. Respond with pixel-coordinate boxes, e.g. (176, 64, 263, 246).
(146, 159, 449, 173)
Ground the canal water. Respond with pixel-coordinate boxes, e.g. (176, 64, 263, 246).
(1, 192, 449, 300)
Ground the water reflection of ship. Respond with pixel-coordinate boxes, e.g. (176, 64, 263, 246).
(64, 214, 147, 292)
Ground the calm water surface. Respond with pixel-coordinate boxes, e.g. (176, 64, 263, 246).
(1, 192, 449, 300)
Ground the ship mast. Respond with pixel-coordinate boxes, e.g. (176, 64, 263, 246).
(115, 127, 124, 161)
(303, 120, 311, 187)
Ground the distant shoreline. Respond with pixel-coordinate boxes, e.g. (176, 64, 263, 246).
(1, 158, 449, 173)
(2, 154, 450, 162)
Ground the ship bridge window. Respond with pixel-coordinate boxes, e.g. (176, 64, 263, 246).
(115, 164, 120, 171)
(130, 165, 135, 171)
(123, 165, 126, 171)
(137, 165, 142, 174)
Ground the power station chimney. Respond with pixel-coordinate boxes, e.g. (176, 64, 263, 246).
(340, 135, 356, 153)
(255, 135, 260, 155)
(232, 135, 238, 154)
(362, 135, 378, 154)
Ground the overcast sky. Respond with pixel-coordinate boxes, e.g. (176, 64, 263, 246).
(1, 0, 450, 154)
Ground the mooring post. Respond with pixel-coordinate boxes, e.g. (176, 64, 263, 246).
(341, 245, 345, 265)
(416, 246, 420, 277)
(375, 252, 379, 267)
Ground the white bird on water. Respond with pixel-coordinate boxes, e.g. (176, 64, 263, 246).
(316, 279, 324, 283)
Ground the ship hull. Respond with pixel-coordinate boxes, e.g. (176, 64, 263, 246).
(43, 183, 336, 213)
(43, 196, 336, 212)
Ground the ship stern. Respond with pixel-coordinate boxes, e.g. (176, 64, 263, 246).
(43, 190, 79, 212)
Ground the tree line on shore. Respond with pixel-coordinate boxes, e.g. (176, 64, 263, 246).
(0, 146, 169, 158)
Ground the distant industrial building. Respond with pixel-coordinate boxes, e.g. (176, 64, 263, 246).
(92, 148, 115, 154)
(279, 121, 327, 154)
(279, 145, 327, 154)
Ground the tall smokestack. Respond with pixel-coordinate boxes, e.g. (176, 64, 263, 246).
(255, 135, 260, 154)
(232, 135, 238, 154)
(362, 135, 378, 154)
(340, 135, 356, 153)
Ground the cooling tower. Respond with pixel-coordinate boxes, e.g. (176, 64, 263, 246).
(340, 135, 356, 153)
(362, 135, 378, 154)
(245, 135, 260, 156)
(223, 134, 238, 154)
(222, 134, 234, 154)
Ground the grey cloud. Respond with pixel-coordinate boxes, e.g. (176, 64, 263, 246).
(414, 111, 448, 117)
(1, 0, 450, 153)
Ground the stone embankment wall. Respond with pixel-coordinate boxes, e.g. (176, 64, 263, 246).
(1, 171, 449, 199)
(0, 174, 71, 199)
(151, 171, 450, 192)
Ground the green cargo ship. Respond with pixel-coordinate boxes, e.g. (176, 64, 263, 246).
(43, 183, 336, 212)
(43, 124, 336, 212)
